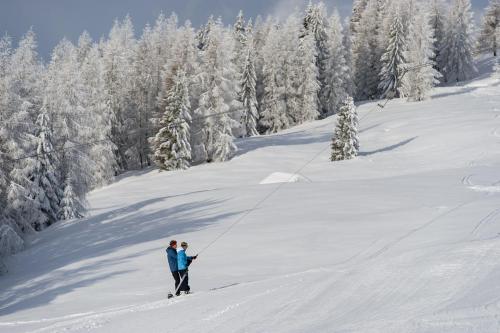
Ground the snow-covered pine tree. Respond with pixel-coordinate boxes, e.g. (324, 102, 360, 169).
(323, 12, 350, 116)
(478, 0, 500, 56)
(252, 16, 272, 120)
(331, 97, 359, 161)
(4, 29, 45, 234)
(352, 0, 384, 100)
(193, 19, 237, 163)
(102, 16, 137, 172)
(402, 6, 441, 101)
(32, 111, 63, 229)
(131, 24, 156, 169)
(233, 10, 247, 63)
(239, 45, 259, 137)
(303, 1, 331, 116)
(379, 11, 407, 98)
(58, 173, 84, 220)
(259, 23, 289, 134)
(439, 0, 477, 83)
(342, 17, 356, 98)
(295, 31, 320, 123)
(153, 70, 192, 170)
(78, 37, 117, 188)
(350, 0, 369, 35)
(430, 0, 448, 73)
(0, 35, 11, 215)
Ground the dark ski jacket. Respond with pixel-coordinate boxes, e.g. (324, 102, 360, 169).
(166, 246, 178, 272)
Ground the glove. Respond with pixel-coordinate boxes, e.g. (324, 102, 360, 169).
(193, 255, 198, 260)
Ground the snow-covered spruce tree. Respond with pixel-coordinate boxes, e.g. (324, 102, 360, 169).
(233, 10, 248, 69)
(331, 97, 359, 161)
(295, 31, 320, 124)
(323, 12, 351, 116)
(379, 11, 407, 98)
(402, 7, 441, 101)
(131, 24, 156, 169)
(0, 35, 11, 216)
(78, 38, 117, 188)
(252, 16, 272, 120)
(4, 30, 46, 234)
(192, 19, 238, 163)
(478, 0, 500, 56)
(430, 0, 448, 73)
(352, 0, 384, 100)
(43, 38, 98, 210)
(350, 0, 369, 35)
(439, 0, 477, 83)
(303, 1, 331, 116)
(102, 16, 137, 172)
(259, 23, 289, 134)
(153, 70, 192, 170)
(239, 45, 259, 137)
(342, 17, 356, 98)
(32, 111, 63, 229)
(58, 174, 84, 220)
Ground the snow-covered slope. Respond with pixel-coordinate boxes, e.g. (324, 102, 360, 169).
(1, 58, 500, 333)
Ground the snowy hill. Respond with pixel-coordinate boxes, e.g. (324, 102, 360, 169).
(1, 58, 500, 333)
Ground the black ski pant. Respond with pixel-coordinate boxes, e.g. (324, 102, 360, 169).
(178, 269, 190, 292)
(171, 271, 181, 295)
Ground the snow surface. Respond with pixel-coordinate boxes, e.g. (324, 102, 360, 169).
(259, 172, 310, 184)
(1, 58, 500, 332)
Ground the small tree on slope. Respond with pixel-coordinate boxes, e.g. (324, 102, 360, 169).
(331, 97, 359, 161)
(153, 70, 192, 171)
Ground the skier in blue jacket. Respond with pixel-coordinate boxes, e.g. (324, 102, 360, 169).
(177, 241, 197, 294)
(166, 240, 181, 296)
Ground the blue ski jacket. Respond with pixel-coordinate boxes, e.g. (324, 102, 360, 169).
(166, 247, 178, 272)
(177, 249, 194, 271)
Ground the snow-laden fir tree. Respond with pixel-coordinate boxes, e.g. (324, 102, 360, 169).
(430, 0, 448, 73)
(303, 1, 331, 116)
(439, 0, 477, 83)
(478, 0, 500, 56)
(193, 19, 238, 163)
(153, 70, 192, 170)
(78, 38, 117, 188)
(102, 16, 137, 171)
(402, 6, 441, 101)
(4, 30, 46, 234)
(323, 12, 351, 116)
(350, 0, 369, 35)
(379, 11, 407, 98)
(331, 97, 359, 161)
(342, 17, 356, 98)
(239, 45, 259, 137)
(295, 31, 320, 124)
(31, 111, 63, 229)
(58, 173, 84, 220)
(252, 16, 272, 120)
(259, 24, 289, 134)
(352, 0, 384, 100)
(233, 10, 248, 71)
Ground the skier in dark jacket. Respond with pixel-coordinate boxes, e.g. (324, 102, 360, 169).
(166, 240, 181, 296)
(177, 241, 197, 294)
